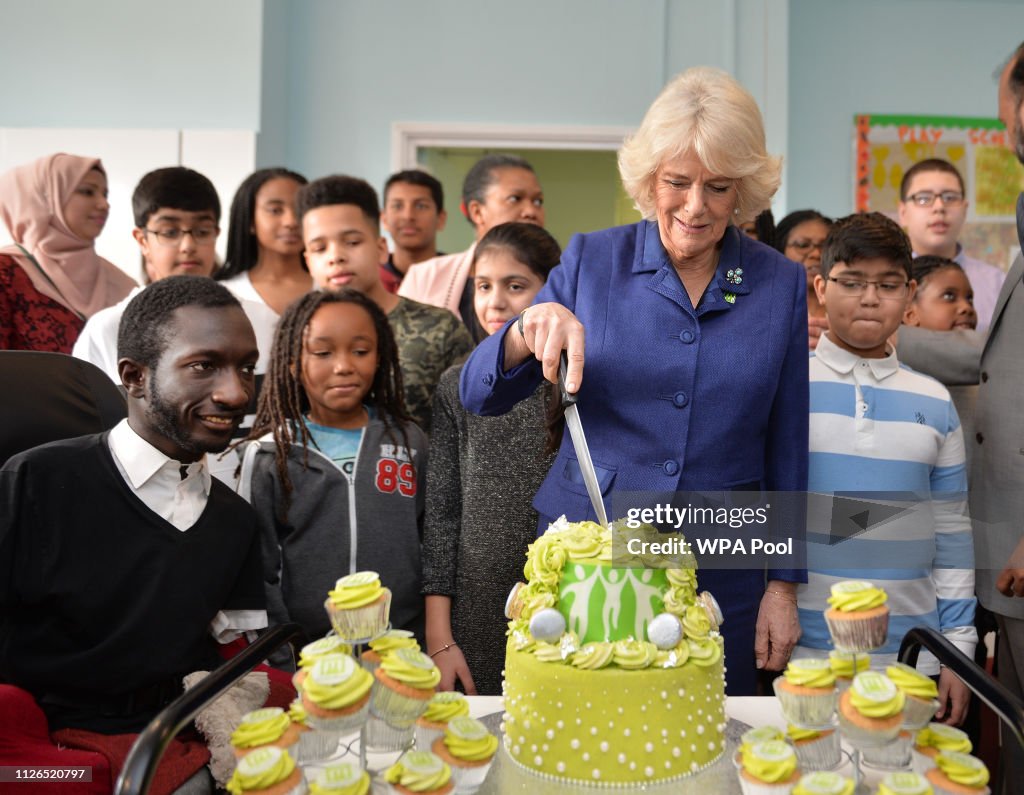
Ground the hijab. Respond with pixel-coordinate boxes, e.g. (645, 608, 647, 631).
(0, 152, 136, 318)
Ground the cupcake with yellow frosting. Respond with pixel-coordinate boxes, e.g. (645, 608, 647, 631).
(787, 723, 841, 771)
(792, 771, 855, 795)
(913, 723, 972, 775)
(736, 739, 801, 795)
(824, 581, 889, 651)
(862, 728, 913, 769)
(837, 671, 905, 747)
(876, 771, 935, 795)
(231, 708, 304, 760)
(924, 752, 990, 795)
(361, 629, 420, 674)
(371, 648, 440, 724)
(308, 762, 370, 795)
(773, 658, 838, 726)
(300, 654, 373, 736)
(415, 691, 469, 751)
(226, 746, 307, 795)
(324, 571, 391, 641)
(293, 635, 353, 689)
(886, 663, 940, 728)
(384, 750, 454, 794)
(285, 699, 337, 763)
(829, 650, 870, 693)
(430, 716, 498, 793)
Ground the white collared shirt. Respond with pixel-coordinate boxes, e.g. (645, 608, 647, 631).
(107, 419, 267, 641)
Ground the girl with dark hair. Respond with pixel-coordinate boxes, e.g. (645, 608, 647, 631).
(237, 288, 427, 649)
(774, 209, 833, 318)
(219, 167, 311, 316)
(421, 222, 560, 695)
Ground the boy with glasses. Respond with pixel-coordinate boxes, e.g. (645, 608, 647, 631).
(898, 158, 1005, 330)
(794, 212, 976, 726)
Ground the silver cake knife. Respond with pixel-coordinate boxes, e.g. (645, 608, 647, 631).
(559, 352, 609, 527)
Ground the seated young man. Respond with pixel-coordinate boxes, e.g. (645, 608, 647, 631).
(297, 175, 473, 433)
(379, 169, 447, 293)
(794, 213, 976, 725)
(1, 276, 267, 735)
(897, 158, 1006, 331)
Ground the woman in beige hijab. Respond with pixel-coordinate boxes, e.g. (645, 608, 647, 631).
(0, 153, 136, 353)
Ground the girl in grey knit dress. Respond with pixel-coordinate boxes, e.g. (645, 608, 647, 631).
(422, 223, 561, 695)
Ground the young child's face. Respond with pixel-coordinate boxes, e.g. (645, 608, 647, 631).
(473, 248, 546, 335)
(903, 266, 977, 331)
(253, 177, 304, 257)
(133, 208, 219, 282)
(303, 204, 388, 296)
(301, 301, 378, 428)
(897, 170, 966, 255)
(814, 257, 916, 358)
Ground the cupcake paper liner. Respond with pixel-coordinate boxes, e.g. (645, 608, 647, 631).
(415, 724, 446, 752)
(292, 728, 340, 763)
(836, 708, 902, 748)
(824, 610, 889, 652)
(901, 696, 940, 729)
(447, 758, 492, 794)
(304, 697, 370, 737)
(773, 679, 837, 727)
(324, 590, 392, 642)
(369, 679, 433, 729)
(363, 712, 415, 751)
(736, 775, 799, 795)
(861, 731, 913, 769)
(927, 777, 991, 795)
(790, 730, 842, 771)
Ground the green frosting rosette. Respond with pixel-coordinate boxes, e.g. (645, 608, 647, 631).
(828, 650, 869, 678)
(327, 571, 385, 608)
(682, 604, 711, 639)
(287, 699, 308, 727)
(686, 636, 722, 666)
(877, 771, 934, 795)
(792, 771, 856, 795)
(571, 642, 614, 669)
(384, 750, 451, 792)
(739, 726, 785, 754)
(524, 536, 567, 587)
(915, 722, 972, 753)
(611, 639, 657, 669)
(380, 647, 441, 689)
(784, 657, 837, 688)
(442, 716, 498, 761)
(827, 581, 887, 612)
(421, 691, 469, 723)
(740, 740, 798, 783)
(298, 635, 352, 667)
(662, 586, 691, 616)
(310, 762, 370, 795)
(226, 747, 297, 795)
(848, 671, 905, 718)
(886, 662, 939, 699)
(303, 654, 373, 709)
(558, 521, 603, 560)
(515, 581, 556, 622)
(534, 630, 579, 663)
(935, 751, 989, 788)
(654, 642, 689, 668)
(367, 629, 419, 655)
(230, 707, 290, 749)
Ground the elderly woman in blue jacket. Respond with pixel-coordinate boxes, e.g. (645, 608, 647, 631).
(459, 67, 808, 695)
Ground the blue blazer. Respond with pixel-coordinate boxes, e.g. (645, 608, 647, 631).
(460, 221, 809, 693)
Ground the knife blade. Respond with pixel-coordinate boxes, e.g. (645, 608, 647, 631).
(559, 352, 608, 527)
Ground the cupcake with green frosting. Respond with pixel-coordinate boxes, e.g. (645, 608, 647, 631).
(383, 750, 453, 794)
(913, 723, 972, 775)
(792, 771, 855, 795)
(308, 762, 370, 795)
(886, 663, 940, 728)
(733, 726, 786, 769)
(230, 708, 304, 760)
(736, 739, 801, 794)
(415, 691, 469, 751)
(924, 751, 989, 794)
(862, 728, 914, 770)
(773, 658, 837, 726)
(430, 716, 497, 793)
(787, 723, 841, 771)
(824, 581, 889, 652)
(285, 699, 336, 763)
(293, 635, 353, 688)
(361, 629, 419, 673)
(367, 648, 440, 750)
(226, 746, 307, 795)
(837, 671, 905, 747)
(877, 771, 935, 795)
(324, 571, 391, 641)
(828, 650, 870, 692)
(299, 654, 373, 736)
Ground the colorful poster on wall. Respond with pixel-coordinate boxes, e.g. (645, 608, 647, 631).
(854, 114, 1024, 270)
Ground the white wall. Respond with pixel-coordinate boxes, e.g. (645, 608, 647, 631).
(788, 0, 1024, 218)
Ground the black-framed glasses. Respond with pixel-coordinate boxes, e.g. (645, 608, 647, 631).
(826, 277, 910, 300)
(144, 226, 219, 246)
(906, 191, 965, 207)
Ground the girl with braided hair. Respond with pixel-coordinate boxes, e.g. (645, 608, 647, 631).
(237, 287, 427, 654)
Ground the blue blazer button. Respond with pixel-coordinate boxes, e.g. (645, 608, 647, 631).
(663, 459, 679, 476)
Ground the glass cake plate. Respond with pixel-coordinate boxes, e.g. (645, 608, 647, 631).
(472, 710, 751, 794)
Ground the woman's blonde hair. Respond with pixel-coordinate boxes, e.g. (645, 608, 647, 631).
(618, 67, 781, 224)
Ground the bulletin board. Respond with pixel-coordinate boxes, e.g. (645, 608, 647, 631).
(853, 114, 1024, 270)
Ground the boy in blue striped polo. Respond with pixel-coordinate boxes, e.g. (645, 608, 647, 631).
(793, 212, 976, 726)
